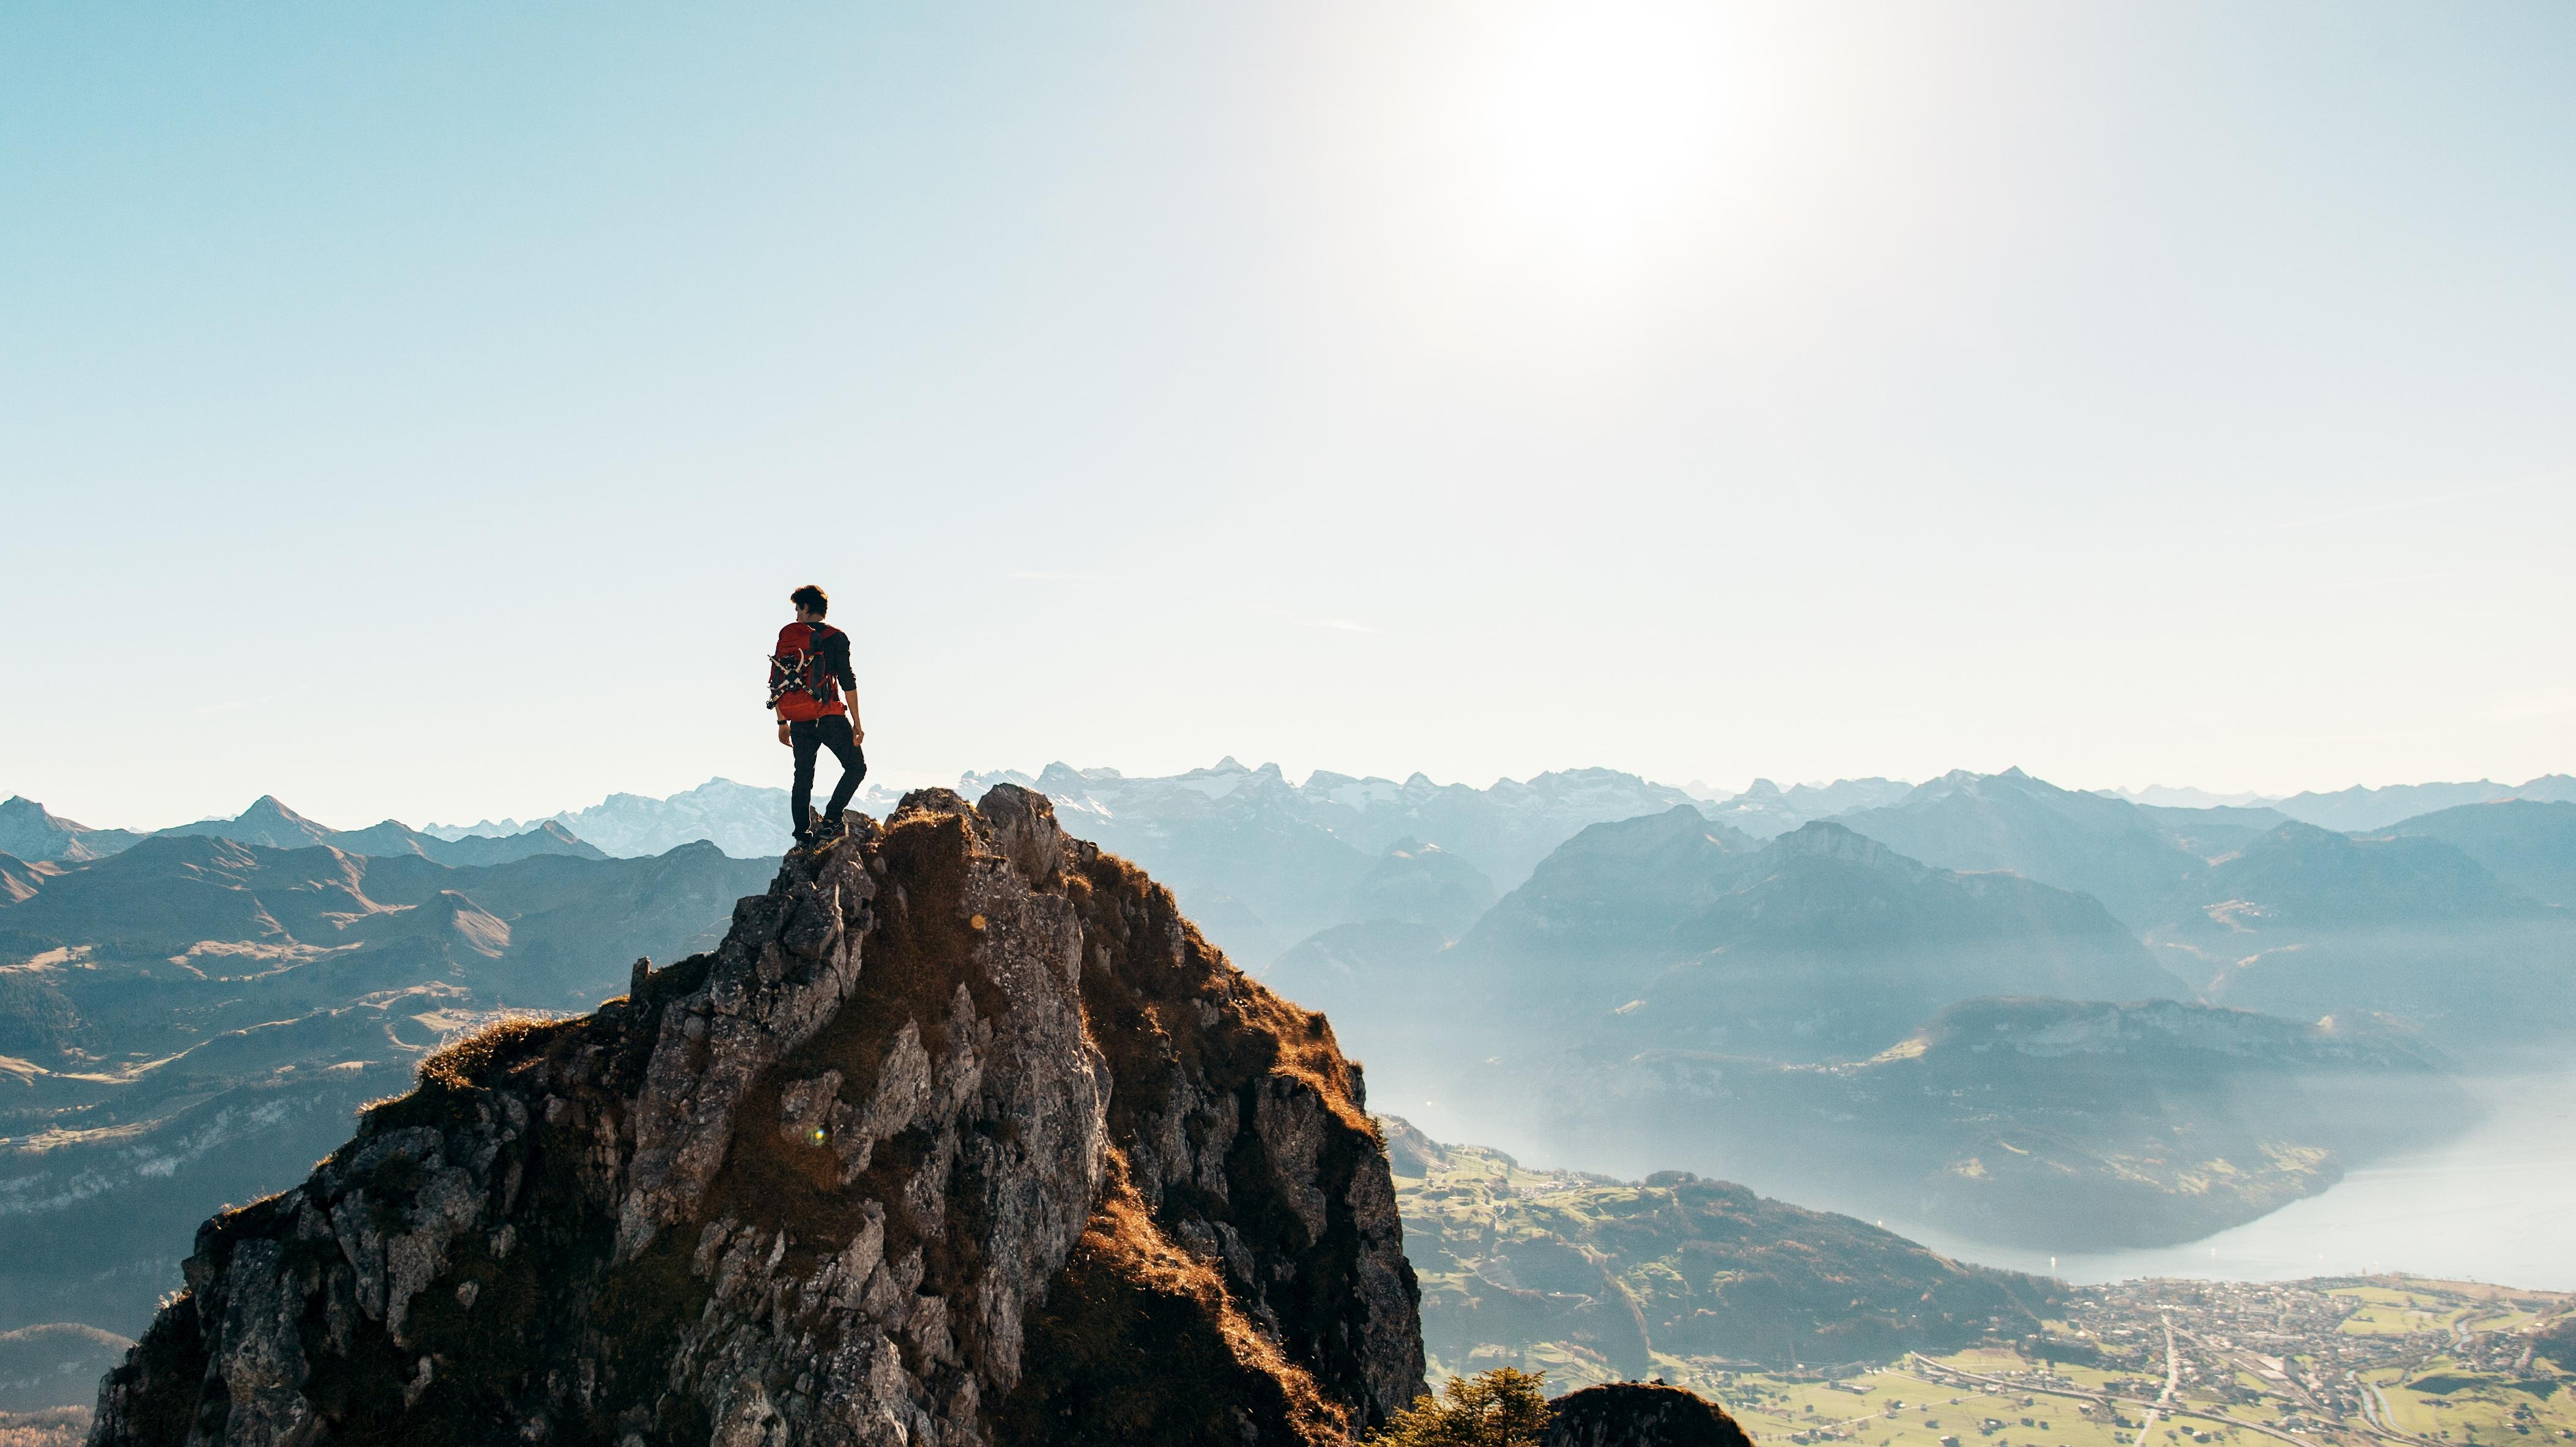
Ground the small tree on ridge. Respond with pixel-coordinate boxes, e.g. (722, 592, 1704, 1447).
(1371, 1367, 1553, 1447)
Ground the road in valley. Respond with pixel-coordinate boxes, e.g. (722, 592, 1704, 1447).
(2131, 1316, 2180, 1445)
(1906, 1325, 2319, 1447)
(2353, 1378, 2438, 1447)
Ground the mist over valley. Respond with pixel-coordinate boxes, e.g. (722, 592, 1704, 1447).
(4, 755, 2567, 1392)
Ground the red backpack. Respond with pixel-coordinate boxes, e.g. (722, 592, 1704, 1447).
(766, 623, 846, 721)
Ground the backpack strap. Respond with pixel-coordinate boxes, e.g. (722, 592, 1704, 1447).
(808, 624, 842, 703)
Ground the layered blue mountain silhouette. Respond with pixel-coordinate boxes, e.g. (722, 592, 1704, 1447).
(2, 793, 603, 867)
(1, 756, 2567, 1356)
(0, 825, 771, 1335)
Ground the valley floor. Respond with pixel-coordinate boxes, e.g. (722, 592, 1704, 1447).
(1565, 1278, 2574, 1447)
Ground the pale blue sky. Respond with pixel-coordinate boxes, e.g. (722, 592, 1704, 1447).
(4, 2, 2571, 830)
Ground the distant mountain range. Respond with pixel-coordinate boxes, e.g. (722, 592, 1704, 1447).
(1604, 822, 2191, 1059)
(6, 756, 2569, 1270)
(1, 794, 603, 869)
(426, 776, 911, 859)
(1833, 769, 2208, 929)
(22, 762, 2573, 1060)
(2381, 798, 2576, 907)
(2103, 776, 2576, 830)
(1260, 764, 2563, 1249)
(32, 767, 2576, 869)
(1349, 809, 2187, 1063)
(2267, 775, 2576, 833)
(0, 831, 771, 1334)
(956, 759, 1718, 964)
(1822, 768, 2576, 930)
(388, 761, 2576, 961)
(2151, 820, 2576, 1045)
(1696, 776, 1914, 838)
(33, 761, 1726, 970)
(0, 798, 141, 865)
(388, 757, 2576, 1072)
(2107, 784, 2282, 809)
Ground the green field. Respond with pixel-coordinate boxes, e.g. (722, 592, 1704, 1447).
(1650, 1315, 2576, 1447)
(1400, 1188, 2576, 1447)
(2334, 1288, 2478, 1339)
(2360, 1359, 2575, 1445)
(1694, 1360, 2143, 1447)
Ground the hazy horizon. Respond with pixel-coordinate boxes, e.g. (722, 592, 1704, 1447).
(13, 756, 2564, 838)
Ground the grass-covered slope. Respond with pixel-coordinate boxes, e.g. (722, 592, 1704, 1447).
(1387, 1120, 2058, 1389)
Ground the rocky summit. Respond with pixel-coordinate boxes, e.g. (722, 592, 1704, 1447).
(87, 786, 1423, 1446)
(1543, 1383, 1753, 1447)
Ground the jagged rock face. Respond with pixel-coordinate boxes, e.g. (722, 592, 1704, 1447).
(89, 786, 1423, 1447)
(1543, 1383, 1753, 1447)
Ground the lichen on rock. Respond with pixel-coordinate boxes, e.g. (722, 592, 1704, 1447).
(89, 785, 1423, 1446)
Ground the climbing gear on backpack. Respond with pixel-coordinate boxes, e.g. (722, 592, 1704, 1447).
(768, 623, 847, 722)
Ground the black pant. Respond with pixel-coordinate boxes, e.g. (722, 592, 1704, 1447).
(790, 715, 867, 832)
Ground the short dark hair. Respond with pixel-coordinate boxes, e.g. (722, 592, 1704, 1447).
(789, 584, 828, 617)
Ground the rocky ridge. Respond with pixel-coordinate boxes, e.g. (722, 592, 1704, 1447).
(1543, 1383, 1753, 1447)
(89, 785, 1422, 1446)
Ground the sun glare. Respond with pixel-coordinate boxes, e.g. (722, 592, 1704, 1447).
(1477, 4, 1742, 264)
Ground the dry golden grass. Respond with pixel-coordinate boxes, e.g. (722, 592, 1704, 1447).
(995, 1151, 1355, 1446)
(416, 1014, 572, 1092)
(0, 1407, 90, 1447)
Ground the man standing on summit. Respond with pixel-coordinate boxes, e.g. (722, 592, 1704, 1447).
(769, 584, 866, 847)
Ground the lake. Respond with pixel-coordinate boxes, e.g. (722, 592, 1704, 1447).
(1888, 1070, 2576, 1290)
